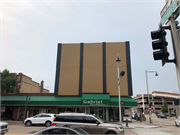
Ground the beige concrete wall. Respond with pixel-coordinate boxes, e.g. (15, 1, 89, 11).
(106, 42, 128, 96)
(82, 43, 103, 93)
(58, 44, 80, 95)
(20, 75, 40, 93)
(43, 89, 50, 93)
(19, 75, 50, 93)
(57, 42, 130, 96)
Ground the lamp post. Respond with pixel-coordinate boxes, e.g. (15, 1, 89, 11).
(116, 53, 125, 124)
(24, 95, 30, 122)
(145, 70, 158, 123)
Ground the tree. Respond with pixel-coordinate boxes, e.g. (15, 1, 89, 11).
(161, 101, 168, 113)
(1, 69, 17, 93)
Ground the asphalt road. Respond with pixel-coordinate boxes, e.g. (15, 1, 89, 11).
(4, 115, 180, 135)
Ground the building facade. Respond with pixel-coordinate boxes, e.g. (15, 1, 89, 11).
(54, 42, 137, 121)
(1, 73, 50, 94)
(133, 91, 180, 114)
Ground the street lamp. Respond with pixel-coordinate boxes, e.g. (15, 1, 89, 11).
(116, 53, 125, 124)
(145, 70, 158, 123)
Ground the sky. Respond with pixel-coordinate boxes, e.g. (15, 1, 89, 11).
(1, 0, 180, 96)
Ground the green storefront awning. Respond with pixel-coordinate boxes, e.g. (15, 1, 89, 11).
(110, 97, 137, 107)
(1, 94, 137, 107)
(81, 94, 110, 106)
(1, 96, 81, 106)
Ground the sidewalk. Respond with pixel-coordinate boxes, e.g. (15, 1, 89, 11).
(3, 120, 23, 125)
(109, 114, 162, 129)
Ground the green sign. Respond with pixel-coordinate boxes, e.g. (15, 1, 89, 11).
(82, 99, 109, 106)
(160, 0, 177, 25)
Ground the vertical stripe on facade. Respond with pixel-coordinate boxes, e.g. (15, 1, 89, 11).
(79, 43, 84, 95)
(103, 42, 107, 93)
(54, 43, 62, 96)
(125, 41, 133, 96)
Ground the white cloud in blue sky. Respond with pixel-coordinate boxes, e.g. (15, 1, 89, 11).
(1, 0, 179, 96)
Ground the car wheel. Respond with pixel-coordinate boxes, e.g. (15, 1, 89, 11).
(175, 122, 178, 126)
(105, 131, 116, 134)
(25, 121, 32, 127)
(45, 121, 51, 127)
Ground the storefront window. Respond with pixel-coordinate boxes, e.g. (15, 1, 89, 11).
(109, 107, 120, 121)
(1, 106, 14, 120)
(66, 107, 75, 112)
(17, 107, 25, 121)
(57, 107, 66, 114)
(77, 107, 85, 113)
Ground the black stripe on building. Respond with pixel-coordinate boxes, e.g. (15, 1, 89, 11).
(79, 43, 84, 96)
(103, 42, 107, 93)
(54, 43, 62, 96)
(125, 41, 133, 96)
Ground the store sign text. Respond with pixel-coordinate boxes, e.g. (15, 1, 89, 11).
(82, 100, 108, 106)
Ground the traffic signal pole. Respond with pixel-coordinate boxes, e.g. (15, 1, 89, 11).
(167, 15, 180, 92)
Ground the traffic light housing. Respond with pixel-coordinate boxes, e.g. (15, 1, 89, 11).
(151, 26, 169, 66)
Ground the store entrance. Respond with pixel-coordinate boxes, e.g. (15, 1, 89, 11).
(89, 107, 106, 120)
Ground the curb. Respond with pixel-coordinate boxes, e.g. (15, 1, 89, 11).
(124, 126, 161, 129)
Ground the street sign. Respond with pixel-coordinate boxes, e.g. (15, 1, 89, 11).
(148, 107, 152, 111)
(160, 0, 177, 26)
(161, 0, 173, 18)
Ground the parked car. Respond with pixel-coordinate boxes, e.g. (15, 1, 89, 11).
(24, 113, 56, 127)
(27, 125, 90, 135)
(0, 121, 8, 135)
(157, 113, 167, 118)
(52, 113, 124, 135)
(175, 116, 180, 127)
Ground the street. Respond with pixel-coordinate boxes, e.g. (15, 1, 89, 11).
(3, 114, 180, 135)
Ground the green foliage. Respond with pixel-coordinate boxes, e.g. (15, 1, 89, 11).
(1, 69, 17, 93)
(161, 101, 168, 113)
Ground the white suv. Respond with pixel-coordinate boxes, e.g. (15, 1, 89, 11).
(24, 113, 56, 127)
(0, 121, 8, 135)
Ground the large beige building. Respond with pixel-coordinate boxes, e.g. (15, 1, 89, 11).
(54, 42, 137, 122)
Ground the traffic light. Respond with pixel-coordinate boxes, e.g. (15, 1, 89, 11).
(149, 102, 152, 107)
(151, 26, 169, 66)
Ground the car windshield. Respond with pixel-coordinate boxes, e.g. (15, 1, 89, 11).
(94, 115, 104, 123)
(34, 115, 41, 118)
(74, 127, 90, 135)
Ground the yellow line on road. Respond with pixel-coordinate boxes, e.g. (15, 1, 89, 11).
(6, 134, 26, 135)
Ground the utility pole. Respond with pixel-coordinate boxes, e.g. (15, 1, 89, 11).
(24, 95, 28, 122)
(162, 0, 180, 92)
(167, 16, 180, 91)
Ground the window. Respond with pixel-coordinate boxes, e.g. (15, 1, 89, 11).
(42, 129, 60, 134)
(34, 115, 41, 118)
(72, 116, 85, 123)
(60, 129, 77, 134)
(41, 115, 51, 117)
(54, 116, 72, 122)
(85, 116, 96, 123)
